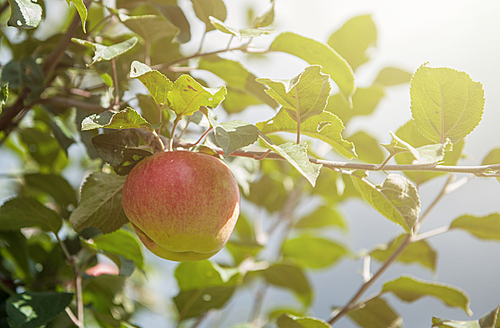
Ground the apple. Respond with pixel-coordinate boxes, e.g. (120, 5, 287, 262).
(121, 150, 240, 262)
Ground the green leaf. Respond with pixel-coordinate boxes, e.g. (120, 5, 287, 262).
(262, 263, 312, 306)
(119, 13, 179, 42)
(0, 81, 8, 113)
(0, 231, 30, 280)
(327, 15, 377, 71)
(81, 108, 152, 131)
(223, 87, 262, 113)
(347, 131, 384, 164)
(351, 174, 421, 233)
(68, 0, 88, 32)
(410, 65, 485, 143)
(382, 275, 472, 315)
(175, 260, 239, 291)
(432, 317, 480, 328)
(374, 67, 412, 87)
(206, 113, 259, 156)
(91, 129, 141, 166)
(389, 131, 450, 165)
(371, 234, 437, 272)
(7, 0, 42, 29)
(313, 169, 360, 204)
(130, 61, 173, 106)
(294, 205, 346, 230)
(6, 292, 73, 328)
(23, 173, 78, 210)
(19, 127, 67, 172)
(209, 16, 274, 40)
(191, 0, 227, 32)
(252, 0, 274, 28)
(71, 37, 138, 66)
(257, 109, 356, 159)
(69, 172, 128, 234)
(269, 32, 355, 104)
(226, 240, 263, 265)
(167, 75, 226, 116)
(282, 235, 348, 269)
(1, 58, 44, 103)
(482, 148, 500, 182)
(0, 196, 62, 233)
(174, 286, 235, 320)
(138, 94, 170, 127)
(347, 298, 403, 328)
(450, 213, 500, 241)
(80, 111, 113, 130)
(325, 86, 384, 126)
(256, 65, 331, 123)
(395, 120, 466, 185)
(173, 260, 239, 320)
(482, 148, 500, 165)
(432, 305, 500, 328)
(233, 213, 253, 242)
(93, 229, 144, 270)
(277, 314, 331, 328)
(247, 174, 288, 213)
(198, 55, 278, 110)
(46, 113, 76, 157)
(259, 135, 322, 186)
(153, 3, 191, 43)
(113, 148, 153, 176)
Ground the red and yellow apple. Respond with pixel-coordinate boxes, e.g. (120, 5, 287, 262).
(122, 150, 240, 262)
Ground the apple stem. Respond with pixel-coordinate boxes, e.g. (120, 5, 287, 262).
(169, 116, 182, 152)
(151, 131, 165, 153)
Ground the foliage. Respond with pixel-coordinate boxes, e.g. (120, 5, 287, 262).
(0, 1, 499, 328)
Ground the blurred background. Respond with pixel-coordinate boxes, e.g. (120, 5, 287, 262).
(1, 0, 500, 327)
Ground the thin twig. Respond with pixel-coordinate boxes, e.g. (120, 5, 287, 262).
(65, 307, 81, 327)
(56, 234, 85, 328)
(111, 58, 120, 109)
(295, 88, 301, 144)
(152, 44, 265, 71)
(328, 168, 461, 325)
(226, 35, 234, 50)
(197, 31, 207, 54)
(75, 274, 84, 328)
(86, 14, 112, 36)
(375, 152, 403, 171)
(249, 283, 268, 325)
(328, 234, 413, 325)
(413, 226, 450, 242)
(413, 174, 455, 232)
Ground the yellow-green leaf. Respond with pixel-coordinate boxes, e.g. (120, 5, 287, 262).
(327, 14, 377, 71)
(347, 298, 403, 328)
(450, 213, 500, 241)
(167, 75, 226, 116)
(351, 174, 420, 233)
(382, 275, 472, 316)
(257, 109, 355, 159)
(270, 32, 355, 104)
(410, 65, 484, 143)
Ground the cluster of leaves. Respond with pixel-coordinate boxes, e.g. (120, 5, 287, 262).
(1, 1, 500, 328)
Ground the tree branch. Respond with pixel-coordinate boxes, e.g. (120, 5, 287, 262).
(169, 140, 500, 176)
(152, 45, 267, 71)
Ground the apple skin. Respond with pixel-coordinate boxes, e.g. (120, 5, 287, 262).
(122, 150, 240, 262)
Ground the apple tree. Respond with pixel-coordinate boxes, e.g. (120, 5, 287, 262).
(0, 1, 499, 328)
